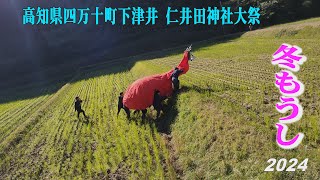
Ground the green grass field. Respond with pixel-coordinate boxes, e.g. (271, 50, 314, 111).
(0, 18, 320, 179)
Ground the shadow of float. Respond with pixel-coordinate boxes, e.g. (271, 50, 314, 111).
(133, 85, 213, 134)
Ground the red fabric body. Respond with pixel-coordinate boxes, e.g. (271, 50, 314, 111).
(123, 51, 189, 110)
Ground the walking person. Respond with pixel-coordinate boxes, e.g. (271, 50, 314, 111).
(171, 67, 183, 92)
(117, 92, 124, 116)
(153, 90, 163, 119)
(75, 97, 88, 119)
(117, 92, 131, 119)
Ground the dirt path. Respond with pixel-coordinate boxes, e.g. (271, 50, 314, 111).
(161, 133, 184, 179)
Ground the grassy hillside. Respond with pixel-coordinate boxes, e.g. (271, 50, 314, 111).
(0, 18, 320, 179)
(0, 67, 177, 179)
(143, 17, 320, 179)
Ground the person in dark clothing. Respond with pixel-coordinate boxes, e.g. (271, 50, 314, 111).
(249, 23, 253, 31)
(133, 110, 140, 115)
(141, 109, 147, 120)
(117, 92, 131, 119)
(132, 109, 147, 120)
(186, 44, 194, 61)
(123, 106, 131, 119)
(153, 90, 163, 119)
(75, 97, 87, 118)
(171, 67, 183, 92)
(117, 92, 124, 116)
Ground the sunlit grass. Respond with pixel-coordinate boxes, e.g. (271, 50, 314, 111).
(0, 17, 319, 179)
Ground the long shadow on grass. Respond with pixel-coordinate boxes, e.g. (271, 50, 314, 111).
(129, 87, 182, 134)
(154, 91, 180, 134)
(0, 31, 245, 104)
(141, 85, 214, 134)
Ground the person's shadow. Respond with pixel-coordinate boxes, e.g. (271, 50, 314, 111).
(145, 86, 193, 134)
(147, 84, 217, 134)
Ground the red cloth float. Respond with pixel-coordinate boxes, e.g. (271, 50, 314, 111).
(123, 51, 190, 110)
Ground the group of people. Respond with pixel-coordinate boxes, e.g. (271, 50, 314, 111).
(74, 66, 183, 120)
(74, 64, 183, 119)
(116, 66, 184, 120)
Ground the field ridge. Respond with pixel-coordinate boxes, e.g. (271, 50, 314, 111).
(0, 83, 71, 154)
(0, 17, 319, 179)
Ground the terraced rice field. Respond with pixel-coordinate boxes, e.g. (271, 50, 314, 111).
(0, 18, 320, 179)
